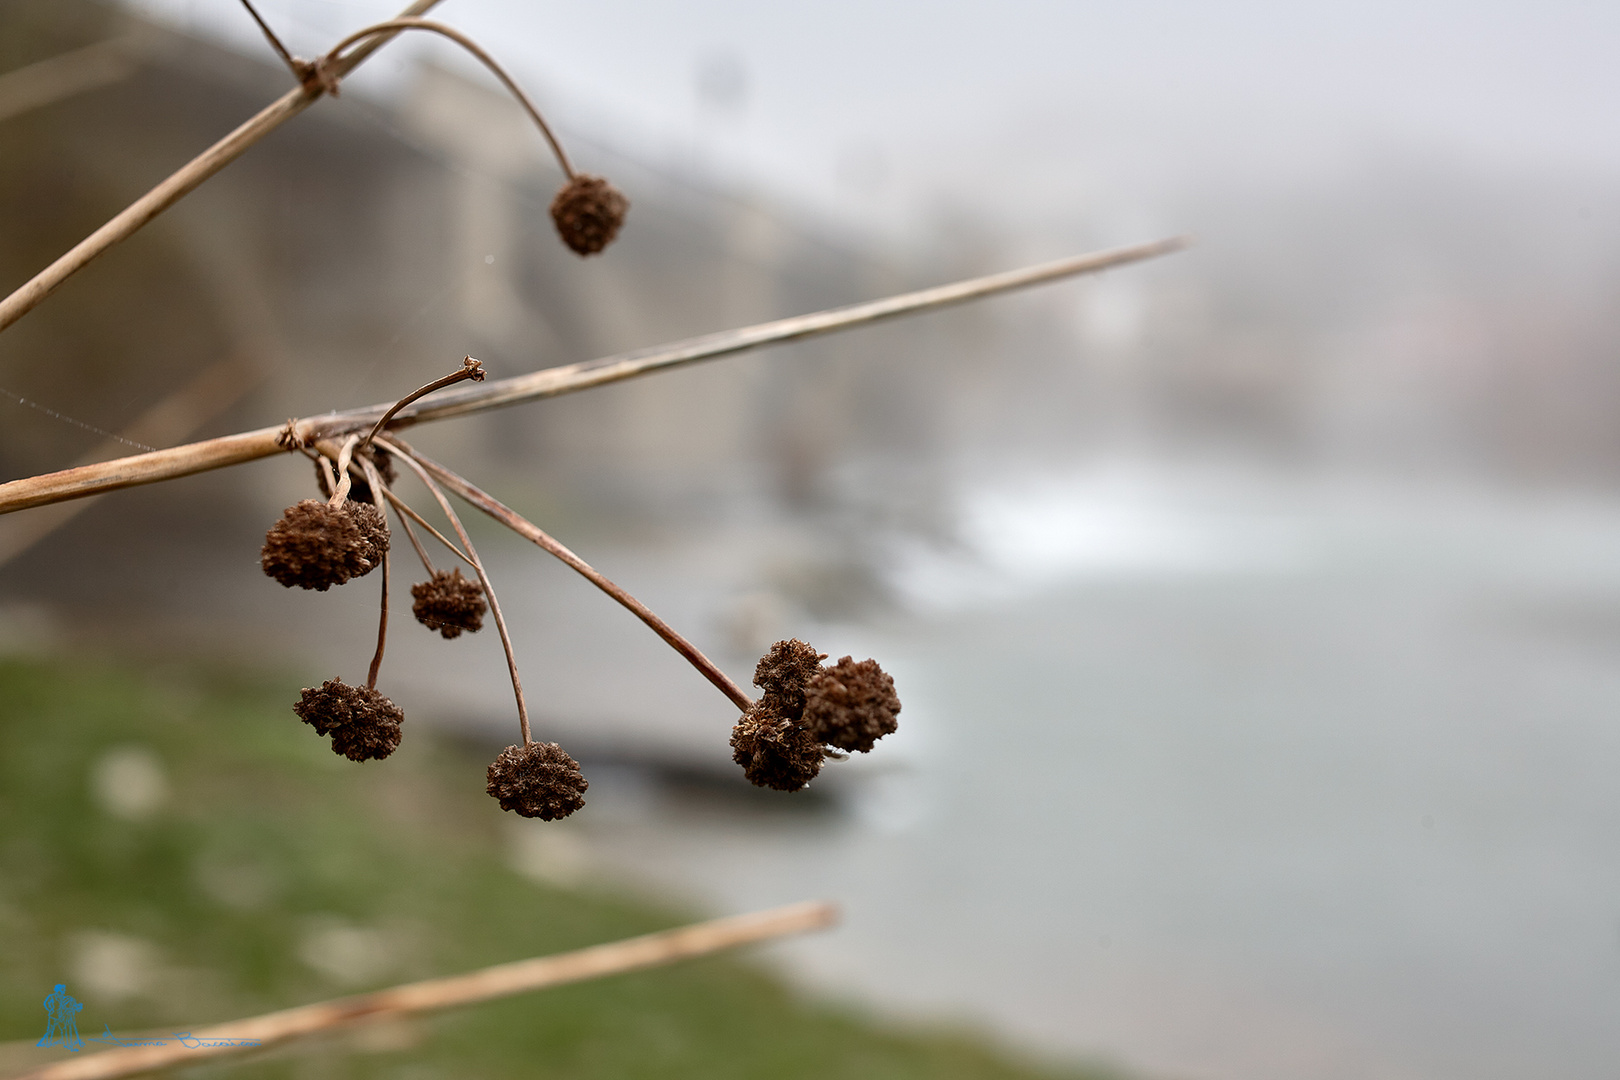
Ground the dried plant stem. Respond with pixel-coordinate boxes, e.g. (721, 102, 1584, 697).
(359, 457, 390, 691)
(383, 442, 532, 744)
(238, 0, 301, 79)
(0, 0, 443, 336)
(378, 487, 471, 567)
(325, 19, 575, 178)
(0, 239, 1188, 515)
(363, 356, 483, 448)
(398, 444, 754, 713)
(392, 500, 436, 574)
(314, 453, 339, 498)
(0, 37, 142, 125)
(327, 436, 360, 506)
(0, 355, 256, 569)
(10, 901, 837, 1080)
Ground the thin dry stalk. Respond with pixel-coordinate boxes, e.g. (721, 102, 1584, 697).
(363, 356, 483, 448)
(0, 0, 443, 336)
(395, 443, 753, 713)
(391, 498, 436, 574)
(359, 457, 390, 690)
(0, 37, 142, 125)
(383, 444, 532, 744)
(325, 19, 575, 178)
(0, 238, 1189, 516)
(9, 901, 837, 1080)
(378, 487, 471, 566)
(0, 356, 256, 569)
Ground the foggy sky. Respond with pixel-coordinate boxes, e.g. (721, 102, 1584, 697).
(125, 0, 1620, 238)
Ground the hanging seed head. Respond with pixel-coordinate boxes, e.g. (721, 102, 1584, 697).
(753, 638, 827, 722)
(486, 742, 588, 819)
(261, 500, 382, 590)
(729, 700, 825, 792)
(315, 446, 396, 506)
(803, 656, 900, 753)
(410, 569, 487, 638)
(550, 174, 628, 256)
(293, 678, 404, 761)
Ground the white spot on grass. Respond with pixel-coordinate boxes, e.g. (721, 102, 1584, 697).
(90, 747, 169, 820)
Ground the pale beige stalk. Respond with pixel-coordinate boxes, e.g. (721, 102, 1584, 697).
(9, 901, 837, 1080)
(0, 238, 1189, 516)
(0, 0, 443, 335)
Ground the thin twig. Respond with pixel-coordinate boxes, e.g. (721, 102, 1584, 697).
(0, 239, 1189, 516)
(398, 443, 753, 713)
(0, 0, 443, 336)
(326, 436, 360, 507)
(324, 19, 576, 179)
(237, 0, 301, 81)
(8, 901, 837, 1080)
(391, 497, 436, 575)
(379, 487, 472, 567)
(359, 457, 390, 691)
(0, 37, 142, 125)
(0, 356, 256, 569)
(381, 441, 532, 745)
(363, 356, 483, 448)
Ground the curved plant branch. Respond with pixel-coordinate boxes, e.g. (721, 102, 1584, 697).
(387, 440, 754, 713)
(324, 18, 577, 178)
(384, 441, 533, 745)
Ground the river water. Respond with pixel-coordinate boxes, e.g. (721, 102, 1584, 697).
(164, 461, 1620, 1080)
(486, 464, 1620, 1080)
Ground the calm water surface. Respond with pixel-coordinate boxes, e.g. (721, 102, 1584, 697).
(502, 471, 1620, 1080)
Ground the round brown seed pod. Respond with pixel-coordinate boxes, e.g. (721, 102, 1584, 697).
(410, 568, 486, 638)
(486, 742, 588, 819)
(261, 500, 376, 591)
(549, 174, 628, 256)
(752, 638, 827, 722)
(293, 678, 404, 761)
(729, 700, 824, 792)
(803, 656, 900, 753)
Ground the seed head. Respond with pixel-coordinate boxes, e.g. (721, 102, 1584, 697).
(803, 656, 900, 753)
(410, 569, 486, 638)
(730, 700, 824, 792)
(486, 742, 588, 819)
(349, 500, 390, 569)
(550, 174, 628, 256)
(293, 678, 404, 761)
(753, 638, 827, 722)
(261, 500, 384, 590)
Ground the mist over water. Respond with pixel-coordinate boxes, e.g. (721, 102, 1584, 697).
(546, 465, 1620, 1080)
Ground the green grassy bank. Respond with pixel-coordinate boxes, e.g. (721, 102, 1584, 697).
(0, 656, 1110, 1079)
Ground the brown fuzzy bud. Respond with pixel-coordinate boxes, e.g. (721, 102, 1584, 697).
(729, 700, 825, 792)
(803, 656, 900, 753)
(550, 174, 628, 256)
(261, 500, 384, 590)
(410, 569, 487, 638)
(752, 638, 827, 722)
(293, 678, 404, 761)
(486, 742, 588, 819)
(314, 446, 396, 507)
